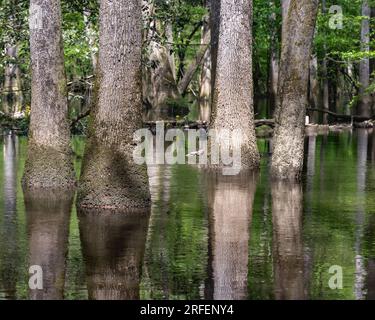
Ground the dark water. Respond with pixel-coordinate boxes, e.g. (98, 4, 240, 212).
(1, 129, 375, 300)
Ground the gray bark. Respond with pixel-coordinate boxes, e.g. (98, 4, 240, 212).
(210, 0, 260, 169)
(271, 0, 319, 180)
(269, 0, 279, 117)
(78, 0, 151, 210)
(309, 54, 320, 123)
(23, 0, 75, 188)
(359, 0, 372, 118)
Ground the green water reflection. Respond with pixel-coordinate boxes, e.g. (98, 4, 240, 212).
(0, 129, 375, 300)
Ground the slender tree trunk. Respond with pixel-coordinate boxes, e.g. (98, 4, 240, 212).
(199, 1, 212, 123)
(359, 0, 372, 118)
(142, 0, 179, 120)
(83, 7, 98, 72)
(309, 54, 320, 123)
(271, 0, 319, 180)
(78, 0, 150, 210)
(268, 0, 279, 118)
(23, 0, 75, 188)
(322, 0, 330, 124)
(210, 0, 260, 170)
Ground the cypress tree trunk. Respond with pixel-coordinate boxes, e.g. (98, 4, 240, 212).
(210, 0, 259, 170)
(271, 0, 319, 181)
(78, 0, 151, 210)
(23, 0, 75, 188)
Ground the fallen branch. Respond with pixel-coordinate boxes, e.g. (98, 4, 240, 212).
(307, 108, 374, 122)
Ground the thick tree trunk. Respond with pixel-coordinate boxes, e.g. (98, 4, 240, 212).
(23, 0, 75, 188)
(271, 0, 319, 180)
(78, 0, 151, 210)
(199, 1, 212, 123)
(210, 0, 260, 170)
(359, 0, 372, 118)
(281, 0, 291, 36)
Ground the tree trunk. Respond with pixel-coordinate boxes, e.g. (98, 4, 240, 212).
(322, 0, 330, 124)
(268, 0, 279, 118)
(309, 54, 320, 123)
(281, 0, 291, 36)
(271, 0, 319, 180)
(78, 0, 151, 210)
(210, 0, 260, 170)
(142, 0, 180, 121)
(23, 0, 75, 188)
(358, 0, 372, 118)
(83, 7, 98, 72)
(199, 1, 212, 123)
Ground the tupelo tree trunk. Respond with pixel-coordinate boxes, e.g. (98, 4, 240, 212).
(210, 0, 260, 170)
(271, 0, 319, 181)
(78, 0, 151, 210)
(23, 0, 75, 188)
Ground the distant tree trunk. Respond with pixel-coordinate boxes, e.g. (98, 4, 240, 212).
(322, 0, 329, 124)
(210, 0, 260, 169)
(268, 0, 279, 118)
(358, 0, 372, 118)
(78, 0, 150, 210)
(309, 54, 320, 123)
(142, 0, 179, 120)
(199, 12, 212, 123)
(271, 0, 319, 180)
(23, 0, 75, 188)
(83, 7, 98, 72)
(210, 0, 220, 98)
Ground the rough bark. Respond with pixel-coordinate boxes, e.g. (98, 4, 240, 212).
(25, 189, 74, 300)
(78, 209, 150, 300)
(199, 4, 212, 123)
(359, 0, 372, 118)
(210, 0, 260, 170)
(78, 0, 151, 210)
(271, 0, 319, 181)
(23, 0, 75, 188)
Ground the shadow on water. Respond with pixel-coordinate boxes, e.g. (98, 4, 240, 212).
(77, 209, 150, 300)
(24, 189, 74, 300)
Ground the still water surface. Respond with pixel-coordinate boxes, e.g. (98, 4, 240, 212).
(1, 129, 375, 300)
